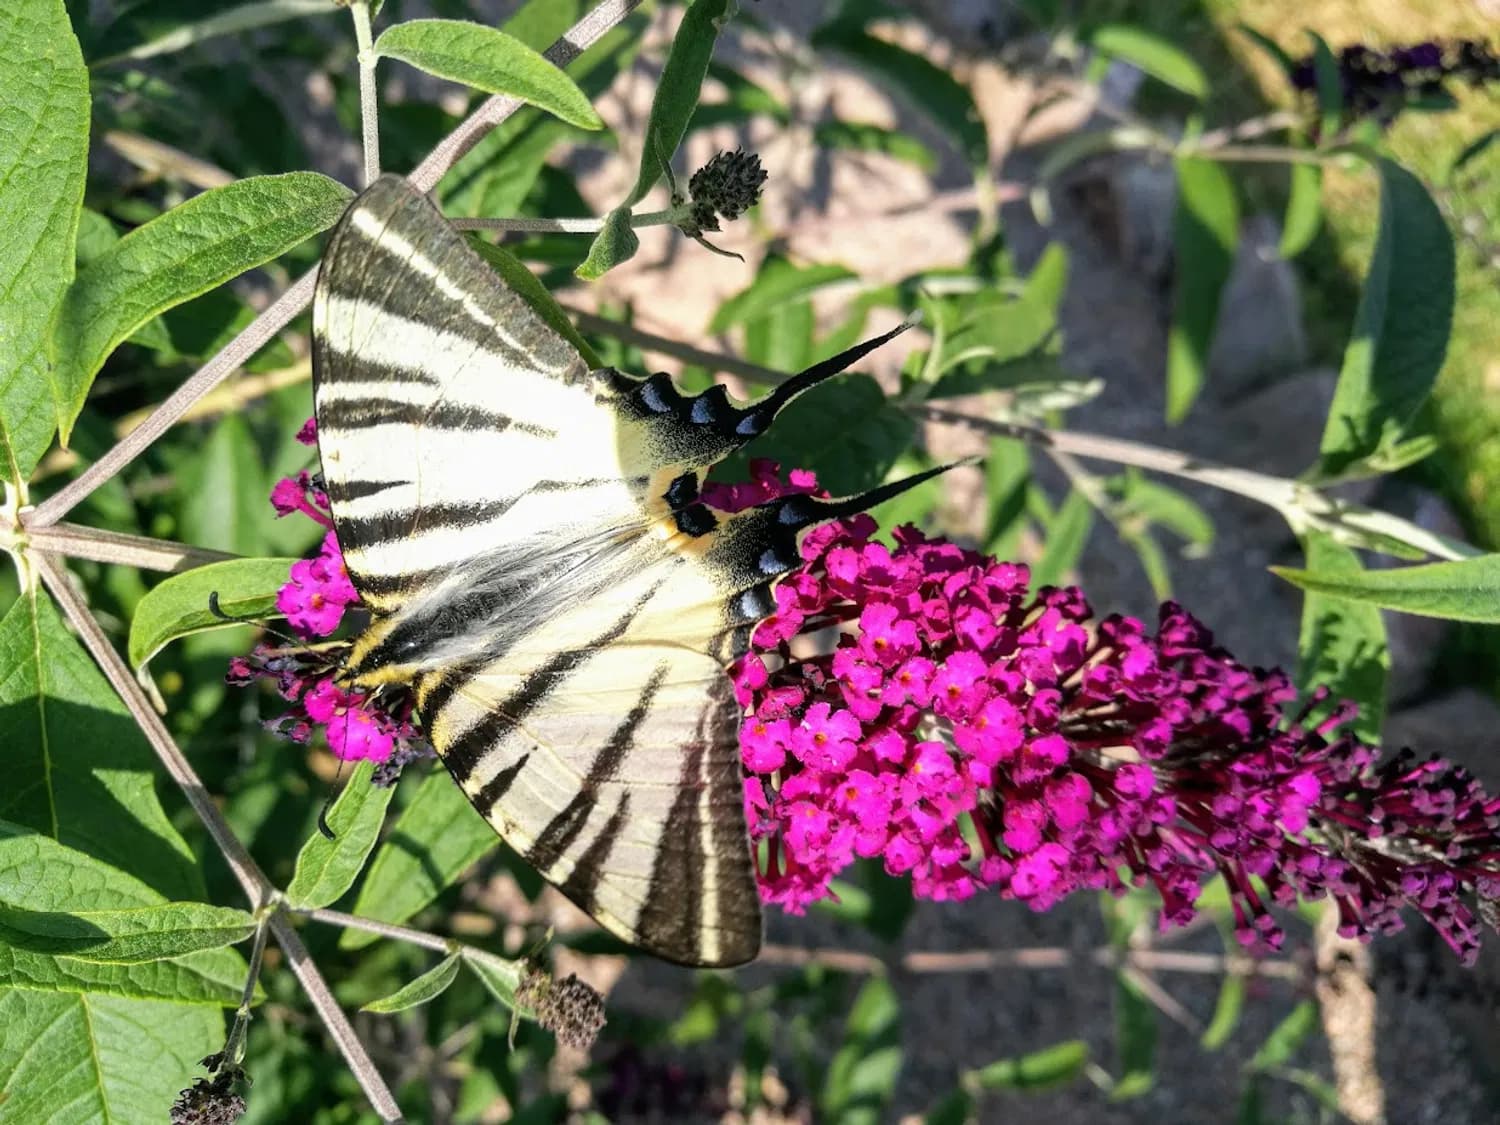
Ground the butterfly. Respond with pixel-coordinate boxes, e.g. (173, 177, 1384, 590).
(310, 175, 945, 966)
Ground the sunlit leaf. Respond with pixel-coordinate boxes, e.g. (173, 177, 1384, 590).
(1274, 551, 1500, 625)
(0, 0, 89, 481)
(362, 952, 461, 1014)
(375, 19, 602, 130)
(286, 763, 396, 910)
(128, 557, 294, 670)
(1166, 156, 1239, 422)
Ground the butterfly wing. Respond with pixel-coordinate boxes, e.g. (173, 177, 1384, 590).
(312, 175, 949, 967)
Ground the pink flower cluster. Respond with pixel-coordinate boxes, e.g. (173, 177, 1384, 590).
(227, 420, 428, 773)
(709, 463, 1500, 964)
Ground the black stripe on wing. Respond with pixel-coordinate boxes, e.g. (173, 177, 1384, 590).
(528, 665, 667, 878)
(319, 395, 558, 438)
(432, 581, 664, 784)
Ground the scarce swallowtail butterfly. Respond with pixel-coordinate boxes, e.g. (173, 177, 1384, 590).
(311, 175, 950, 967)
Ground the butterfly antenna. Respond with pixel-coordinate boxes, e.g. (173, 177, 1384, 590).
(317, 754, 349, 840)
(207, 591, 304, 650)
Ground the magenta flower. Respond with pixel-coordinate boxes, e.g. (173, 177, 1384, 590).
(276, 531, 358, 637)
(723, 462, 1500, 965)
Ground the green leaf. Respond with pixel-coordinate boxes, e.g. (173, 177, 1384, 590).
(1307, 32, 1343, 140)
(1235, 25, 1296, 82)
(710, 259, 857, 333)
(1086, 24, 1208, 99)
(0, 0, 89, 483)
(726, 374, 916, 496)
(1293, 534, 1388, 743)
(362, 952, 462, 1014)
(1317, 158, 1455, 475)
(983, 438, 1031, 560)
(375, 19, 602, 131)
(1, 593, 201, 900)
(1166, 156, 1239, 422)
(1112, 974, 1157, 1099)
(1280, 160, 1322, 258)
(463, 949, 526, 1012)
(440, 8, 644, 219)
(469, 238, 601, 367)
(966, 1039, 1088, 1090)
(1200, 973, 1244, 1051)
(0, 989, 224, 1123)
(813, 120, 936, 171)
(286, 763, 396, 910)
(1273, 551, 1500, 625)
(1450, 128, 1499, 179)
(811, 23, 986, 168)
(0, 901, 252, 964)
(820, 976, 903, 1125)
(690, 62, 790, 132)
(923, 1090, 974, 1125)
(341, 769, 499, 950)
(1112, 474, 1215, 549)
(92, 0, 336, 65)
(1032, 490, 1094, 589)
(0, 822, 245, 1004)
(574, 206, 639, 280)
(51, 173, 352, 449)
(624, 0, 733, 207)
(1249, 999, 1317, 1070)
(128, 557, 293, 670)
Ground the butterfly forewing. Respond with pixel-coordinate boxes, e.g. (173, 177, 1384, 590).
(312, 176, 764, 966)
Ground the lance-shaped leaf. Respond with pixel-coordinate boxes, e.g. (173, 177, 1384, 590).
(812, 21, 987, 169)
(363, 952, 461, 1014)
(577, 0, 731, 274)
(92, 0, 337, 65)
(624, 0, 732, 207)
(1085, 25, 1208, 99)
(375, 19, 602, 131)
(470, 238, 601, 366)
(1273, 551, 1500, 625)
(0, 901, 254, 964)
(0, 0, 89, 482)
(1317, 157, 1455, 476)
(1293, 533, 1388, 743)
(965, 1039, 1089, 1090)
(128, 557, 295, 670)
(341, 770, 499, 950)
(710, 259, 858, 333)
(286, 762, 396, 910)
(819, 976, 903, 1125)
(463, 949, 526, 1011)
(0, 821, 246, 1004)
(51, 172, 352, 448)
(1166, 156, 1239, 422)
(1, 592, 201, 900)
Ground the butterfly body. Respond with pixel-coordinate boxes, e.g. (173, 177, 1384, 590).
(312, 175, 944, 966)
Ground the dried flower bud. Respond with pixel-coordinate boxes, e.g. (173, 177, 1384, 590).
(170, 1060, 247, 1125)
(683, 149, 767, 236)
(519, 967, 607, 1050)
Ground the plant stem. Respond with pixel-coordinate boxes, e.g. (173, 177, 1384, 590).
(33, 553, 404, 1121)
(25, 269, 319, 531)
(349, 0, 380, 186)
(453, 206, 680, 236)
(25, 0, 643, 531)
(222, 912, 272, 1067)
(301, 906, 456, 955)
(28, 523, 236, 573)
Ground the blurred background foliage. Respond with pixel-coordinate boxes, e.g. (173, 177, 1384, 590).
(8, 0, 1500, 1121)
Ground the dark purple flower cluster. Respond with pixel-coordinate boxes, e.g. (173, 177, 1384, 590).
(1291, 38, 1499, 123)
(714, 463, 1500, 965)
